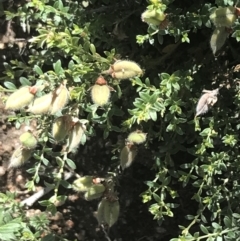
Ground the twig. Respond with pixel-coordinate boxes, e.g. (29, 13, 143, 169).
(101, 224, 112, 241)
(21, 172, 74, 207)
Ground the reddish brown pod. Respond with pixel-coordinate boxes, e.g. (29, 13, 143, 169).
(90, 76, 115, 106)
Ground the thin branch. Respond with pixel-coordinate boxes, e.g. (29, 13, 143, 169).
(21, 172, 74, 207)
(101, 224, 112, 241)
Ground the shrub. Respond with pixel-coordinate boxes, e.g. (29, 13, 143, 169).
(1, 0, 240, 240)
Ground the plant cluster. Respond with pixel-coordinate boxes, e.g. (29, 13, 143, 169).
(1, 0, 240, 240)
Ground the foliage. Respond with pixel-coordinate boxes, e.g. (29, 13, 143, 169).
(1, 0, 240, 240)
(0, 192, 51, 241)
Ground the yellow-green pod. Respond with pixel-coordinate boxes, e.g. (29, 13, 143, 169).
(210, 27, 228, 55)
(210, 7, 237, 27)
(66, 121, 85, 153)
(84, 184, 105, 201)
(5, 86, 35, 110)
(91, 84, 111, 106)
(112, 60, 143, 79)
(19, 131, 37, 149)
(103, 200, 120, 227)
(52, 115, 72, 142)
(72, 176, 93, 192)
(96, 198, 108, 225)
(120, 145, 137, 170)
(27, 93, 53, 114)
(127, 131, 147, 144)
(141, 9, 165, 25)
(8, 147, 32, 169)
(50, 82, 69, 115)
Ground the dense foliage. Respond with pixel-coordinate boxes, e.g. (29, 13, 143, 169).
(1, 0, 240, 240)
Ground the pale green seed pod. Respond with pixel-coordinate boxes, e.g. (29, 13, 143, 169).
(141, 9, 165, 25)
(72, 176, 94, 192)
(8, 147, 32, 169)
(127, 131, 147, 144)
(91, 85, 111, 106)
(120, 144, 137, 170)
(50, 82, 69, 115)
(90, 76, 114, 106)
(52, 115, 72, 142)
(96, 198, 108, 225)
(210, 27, 228, 55)
(66, 120, 85, 153)
(19, 131, 37, 149)
(112, 60, 143, 79)
(210, 6, 237, 27)
(5, 86, 35, 110)
(84, 184, 106, 201)
(27, 93, 53, 114)
(103, 199, 120, 227)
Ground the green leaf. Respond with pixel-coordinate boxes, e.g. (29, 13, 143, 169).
(41, 157, 49, 166)
(33, 65, 43, 75)
(139, 92, 150, 102)
(144, 181, 155, 187)
(60, 180, 72, 189)
(233, 213, 240, 219)
(44, 181, 55, 189)
(41, 234, 56, 241)
(4, 81, 17, 90)
(212, 222, 221, 229)
(200, 224, 209, 234)
(38, 200, 51, 207)
(66, 158, 76, 169)
(0, 219, 22, 236)
(223, 216, 231, 228)
(149, 109, 157, 121)
(53, 60, 62, 75)
(19, 77, 31, 86)
(152, 193, 161, 202)
(160, 73, 170, 81)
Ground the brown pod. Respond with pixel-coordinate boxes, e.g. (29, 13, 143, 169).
(5, 86, 35, 110)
